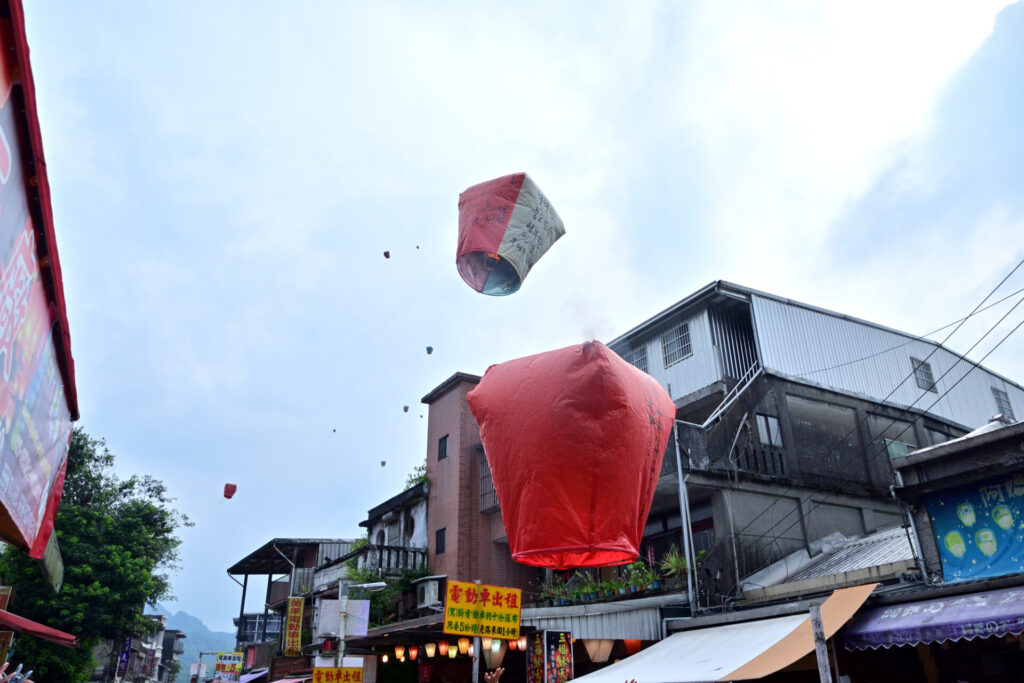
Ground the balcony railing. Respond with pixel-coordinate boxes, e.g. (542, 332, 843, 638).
(342, 544, 428, 577)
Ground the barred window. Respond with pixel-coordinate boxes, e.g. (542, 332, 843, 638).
(993, 387, 1015, 422)
(661, 322, 692, 368)
(911, 357, 936, 392)
(623, 346, 648, 373)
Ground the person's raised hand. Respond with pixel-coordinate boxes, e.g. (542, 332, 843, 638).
(484, 667, 505, 683)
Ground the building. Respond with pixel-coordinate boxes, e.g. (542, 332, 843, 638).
(159, 629, 187, 683)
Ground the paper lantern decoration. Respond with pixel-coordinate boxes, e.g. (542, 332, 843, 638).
(623, 639, 642, 655)
(456, 173, 565, 296)
(448, 646, 457, 659)
(409, 646, 419, 661)
(382, 654, 389, 663)
(583, 639, 613, 663)
(425, 642, 436, 658)
(394, 646, 405, 658)
(467, 341, 674, 568)
(518, 636, 527, 651)
(483, 638, 507, 669)
(438, 640, 449, 656)
(481, 637, 492, 651)
(468, 642, 475, 657)
(223, 483, 237, 499)
(507, 638, 518, 651)
(458, 638, 470, 654)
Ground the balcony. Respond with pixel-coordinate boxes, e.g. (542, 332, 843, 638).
(341, 543, 427, 578)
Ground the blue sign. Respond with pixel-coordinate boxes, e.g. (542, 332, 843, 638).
(926, 472, 1024, 582)
(116, 637, 132, 675)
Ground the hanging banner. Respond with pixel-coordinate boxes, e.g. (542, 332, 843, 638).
(0, 15, 77, 561)
(926, 472, 1024, 582)
(0, 631, 12, 663)
(543, 631, 573, 683)
(115, 637, 132, 676)
(285, 597, 305, 657)
(443, 580, 522, 639)
(313, 667, 363, 683)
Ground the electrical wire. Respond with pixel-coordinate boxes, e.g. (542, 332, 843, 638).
(688, 259, 1024, 588)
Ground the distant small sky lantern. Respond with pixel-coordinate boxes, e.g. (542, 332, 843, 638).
(456, 173, 565, 296)
(467, 341, 675, 568)
(224, 483, 237, 499)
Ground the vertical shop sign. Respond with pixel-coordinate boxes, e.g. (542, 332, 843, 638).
(543, 631, 573, 683)
(115, 637, 132, 676)
(285, 597, 305, 657)
(526, 633, 544, 683)
(0, 17, 75, 559)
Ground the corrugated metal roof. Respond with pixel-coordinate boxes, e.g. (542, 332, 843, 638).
(788, 527, 914, 582)
(521, 594, 685, 640)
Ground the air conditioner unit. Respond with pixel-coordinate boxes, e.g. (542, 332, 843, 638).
(416, 579, 440, 609)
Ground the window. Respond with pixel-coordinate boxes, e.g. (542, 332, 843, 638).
(623, 346, 648, 374)
(911, 357, 937, 392)
(437, 434, 449, 461)
(885, 438, 915, 460)
(661, 322, 692, 368)
(435, 528, 446, 555)
(755, 414, 783, 447)
(993, 387, 1015, 422)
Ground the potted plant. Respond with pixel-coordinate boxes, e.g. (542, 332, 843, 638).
(624, 561, 647, 592)
(660, 545, 688, 590)
(612, 577, 628, 596)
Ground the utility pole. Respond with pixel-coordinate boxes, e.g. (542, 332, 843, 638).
(809, 604, 833, 683)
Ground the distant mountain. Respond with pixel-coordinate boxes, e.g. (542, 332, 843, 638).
(150, 604, 236, 683)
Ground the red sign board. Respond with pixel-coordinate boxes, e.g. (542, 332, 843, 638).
(284, 597, 304, 657)
(0, 11, 75, 559)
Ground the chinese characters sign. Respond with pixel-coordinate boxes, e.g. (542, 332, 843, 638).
(926, 472, 1024, 582)
(543, 631, 573, 683)
(285, 597, 304, 657)
(0, 18, 74, 559)
(443, 580, 522, 639)
(0, 631, 12, 664)
(214, 651, 242, 680)
(313, 667, 363, 683)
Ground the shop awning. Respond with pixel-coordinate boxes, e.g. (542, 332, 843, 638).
(844, 585, 1024, 651)
(574, 583, 876, 683)
(239, 669, 268, 683)
(0, 607, 76, 647)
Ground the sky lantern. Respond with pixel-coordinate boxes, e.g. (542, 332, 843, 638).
(223, 483, 237, 499)
(467, 341, 675, 568)
(456, 172, 565, 295)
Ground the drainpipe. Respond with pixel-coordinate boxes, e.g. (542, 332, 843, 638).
(893, 471, 929, 579)
(673, 423, 698, 613)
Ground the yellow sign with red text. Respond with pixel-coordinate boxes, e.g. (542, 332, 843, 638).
(313, 667, 363, 683)
(284, 597, 304, 657)
(443, 580, 522, 639)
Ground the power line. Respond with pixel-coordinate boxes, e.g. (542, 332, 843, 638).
(794, 285, 1024, 379)
(689, 257, 1024, 590)
(734, 309, 1024, 590)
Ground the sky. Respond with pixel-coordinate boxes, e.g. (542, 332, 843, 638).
(21, 1, 1024, 631)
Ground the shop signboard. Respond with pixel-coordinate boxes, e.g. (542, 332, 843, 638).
(926, 472, 1024, 582)
(0, 13, 76, 562)
(115, 637, 132, 676)
(285, 597, 304, 657)
(0, 631, 12, 663)
(543, 631, 573, 683)
(526, 633, 544, 683)
(312, 666, 363, 683)
(442, 580, 522, 639)
(213, 651, 243, 680)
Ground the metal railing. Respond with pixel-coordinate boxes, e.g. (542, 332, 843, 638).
(340, 544, 428, 577)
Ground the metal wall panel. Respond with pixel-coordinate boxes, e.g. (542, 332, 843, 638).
(750, 295, 1024, 430)
(522, 606, 663, 639)
(624, 308, 720, 403)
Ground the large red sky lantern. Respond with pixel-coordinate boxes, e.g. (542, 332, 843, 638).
(456, 172, 565, 296)
(467, 341, 676, 568)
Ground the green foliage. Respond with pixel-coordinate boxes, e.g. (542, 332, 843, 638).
(346, 566, 431, 628)
(403, 461, 428, 491)
(0, 428, 191, 683)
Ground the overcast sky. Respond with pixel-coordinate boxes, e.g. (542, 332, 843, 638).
(23, 1, 1024, 631)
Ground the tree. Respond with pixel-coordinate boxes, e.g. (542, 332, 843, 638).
(0, 428, 191, 682)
